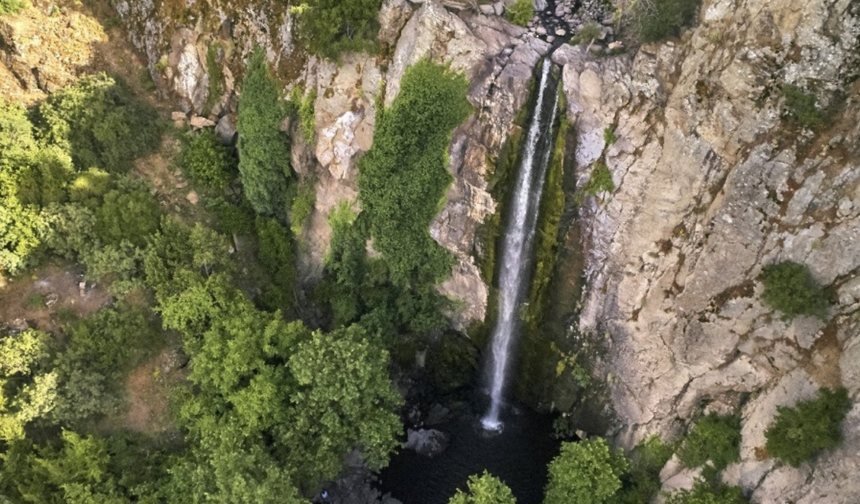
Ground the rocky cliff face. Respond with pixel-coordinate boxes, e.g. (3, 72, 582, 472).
(556, 0, 860, 501)
(105, 0, 860, 500)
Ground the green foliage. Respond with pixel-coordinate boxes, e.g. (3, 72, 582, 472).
(760, 260, 829, 320)
(69, 167, 112, 206)
(578, 162, 615, 202)
(35, 73, 161, 173)
(505, 0, 534, 27)
(255, 217, 296, 311)
(290, 177, 316, 237)
(237, 46, 291, 216)
(603, 126, 617, 146)
(291, 87, 317, 143)
(781, 85, 824, 130)
(611, 435, 676, 504)
(0, 329, 57, 441)
(632, 0, 700, 43)
(286, 324, 402, 484)
(205, 43, 225, 114)
(39, 202, 98, 259)
(291, 0, 382, 58)
(208, 196, 256, 235)
(448, 471, 517, 504)
(94, 185, 161, 247)
(52, 302, 161, 423)
(677, 414, 741, 471)
(183, 128, 233, 189)
(664, 477, 749, 504)
(0, 0, 25, 15)
(578, 22, 603, 44)
(358, 59, 471, 287)
(545, 438, 629, 504)
(764, 387, 851, 466)
(12, 146, 74, 207)
(80, 240, 145, 293)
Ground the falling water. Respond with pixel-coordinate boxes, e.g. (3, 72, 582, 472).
(482, 59, 559, 431)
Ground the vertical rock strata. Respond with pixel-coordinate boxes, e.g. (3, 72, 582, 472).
(557, 0, 860, 501)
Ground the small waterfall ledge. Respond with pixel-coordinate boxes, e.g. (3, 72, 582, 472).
(482, 58, 560, 431)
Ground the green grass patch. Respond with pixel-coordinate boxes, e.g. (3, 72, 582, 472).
(204, 42, 225, 114)
(765, 387, 851, 466)
(781, 85, 824, 130)
(577, 162, 615, 203)
(0, 0, 25, 16)
(632, 0, 701, 43)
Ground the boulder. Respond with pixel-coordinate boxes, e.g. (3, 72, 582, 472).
(404, 428, 450, 457)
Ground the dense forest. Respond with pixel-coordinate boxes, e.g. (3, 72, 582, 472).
(1, 0, 855, 503)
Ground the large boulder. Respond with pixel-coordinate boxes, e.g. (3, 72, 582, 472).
(404, 428, 451, 457)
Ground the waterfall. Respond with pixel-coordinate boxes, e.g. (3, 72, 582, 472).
(482, 59, 559, 431)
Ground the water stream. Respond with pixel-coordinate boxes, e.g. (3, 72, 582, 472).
(482, 59, 560, 431)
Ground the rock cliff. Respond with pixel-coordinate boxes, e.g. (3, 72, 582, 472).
(556, 0, 860, 500)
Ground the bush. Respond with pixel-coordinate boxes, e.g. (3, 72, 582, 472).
(545, 438, 629, 504)
(760, 260, 829, 320)
(0, 0, 25, 16)
(291, 0, 382, 59)
(236, 46, 291, 216)
(677, 414, 741, 471)
(781, 85, 824, 130)
(95, 186, 161, 247)
(580, 162, 615, 201)
(664, 477, 748, 504)
(448, 471, 516, 504)
(35, 74, 161, 173)
(358, 59, 471, 287)
(505, 0, 533, 27)
(292, 87, 317, 143)
(632, 0, 700, 43)
(603, 126, 617, 146)
(765, 387, 851, 466)
(183, 129, 233, 189)
(612, 435, 676, 504)
(289, 177, 316, 237)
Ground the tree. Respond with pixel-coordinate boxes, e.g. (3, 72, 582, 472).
(358, 59, 471, 287)
(544, 439, 628, 504)
(0, 330, 57, 441)
(760, 261, 829, 320)
(677, 414, 741, 471)
(285, 324, 403, 485)
(95, 186, 161, 247)
(35, 74, 161, 173)
(183, 129, 233, 189)
(664, 477, 748, 504)
(236, 46, 291, 216)
(764, 387, 851, 466)
(448, 471, 517, 504)
(291, 0, 382, 58)
(255, 217, 296, 312)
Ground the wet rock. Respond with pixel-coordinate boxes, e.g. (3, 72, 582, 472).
(404, 428, 450, 457)
(215, 114, 237, 145)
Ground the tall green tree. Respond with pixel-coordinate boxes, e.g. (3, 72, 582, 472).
(236, 47, 291, 216)
(358, 59, 471, 287)
(285, 324, 403, 485)
(544, 439, 628, 504)
(448, 471, 517, 504)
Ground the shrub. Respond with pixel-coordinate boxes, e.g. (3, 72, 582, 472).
(545, 438, 629, 504)
(505, 0, 533, 27)
(236, 46, 291, 216)
(183, 129, 233, 189)
(0, 0, 25, 16)
(448, 471, 516, 504)
(291, 0, 382, 59)
(358, 59, 471, 287)
(205, 43, 225, 114)
(760, 260, 829, 320)
(95, 186, 161, 247)
(581, 163, 615, 199)
(632, 0, 700, 43)
(289, 177, 316, 237)
(35, 74, 161, 173)
(292, 87, 317, 143)
(255, 217, 296, 311)
(765, 387, 851, 466)
(613, 435, 677, 504)
(677, 414, 741, 471)
(603, 126, 617, 146)
(664, 477, 749, 504)
(68, 168, 112, 207)
(781, 85, 824, 130)
(578, 22, 603, 45)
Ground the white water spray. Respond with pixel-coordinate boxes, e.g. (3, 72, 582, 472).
(482, 59, 559, 431)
